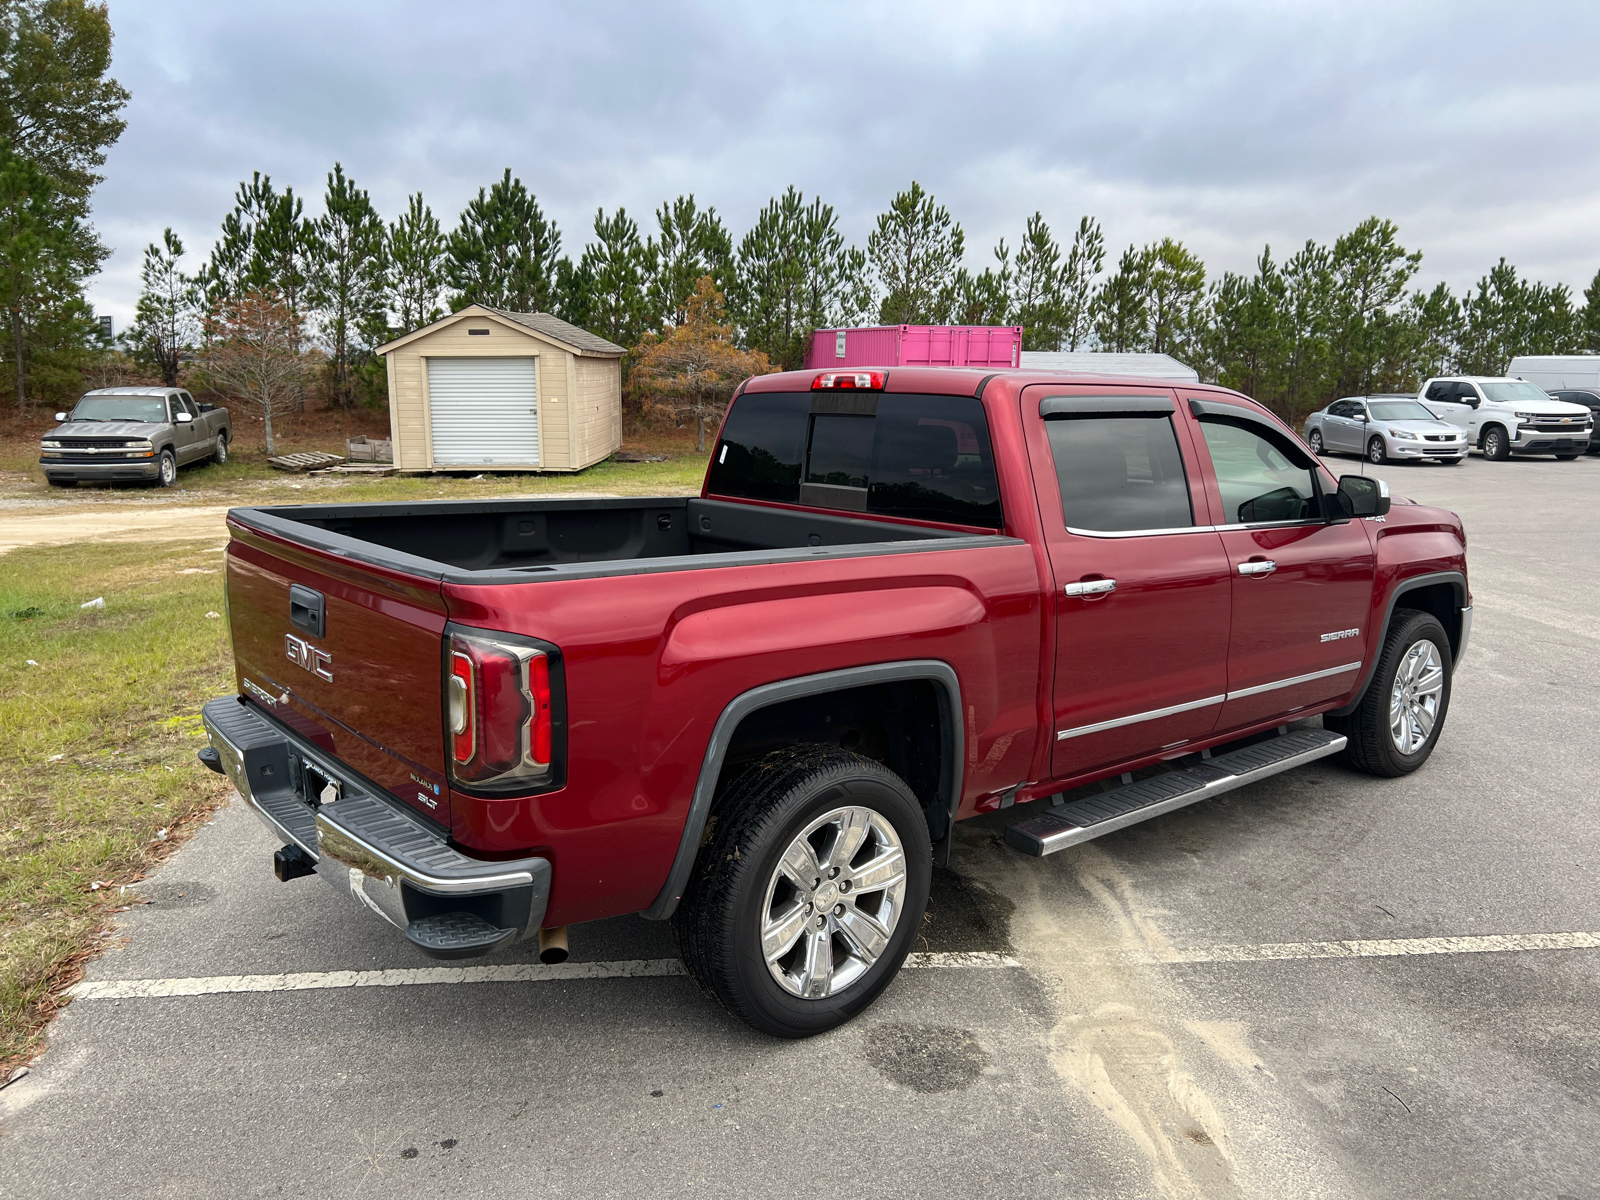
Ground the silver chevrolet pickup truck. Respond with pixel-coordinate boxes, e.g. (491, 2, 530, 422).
(41, 387, 232, 488)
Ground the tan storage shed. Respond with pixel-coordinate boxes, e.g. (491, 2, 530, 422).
(378, 306, 626, 472)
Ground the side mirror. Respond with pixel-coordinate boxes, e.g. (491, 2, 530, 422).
(1337, 474, 1391, 518)
(175, 411, 193, 423)
(55, 412, 67, 422)
(1464, 395, 1480, 409)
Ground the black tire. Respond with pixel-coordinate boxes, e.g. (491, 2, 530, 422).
(1367, 435, 1388, 465)
(1482, 425, 1511, 460)
(1325, 610, 1452, 778)
(673, 744, 933, 1039)
(46, 477, 74, 488)
(212, 434, 228, 465)
(1307, 429, 1324, 456)
(154, 449, 177, 488)
(1556, 453, 1580, 461)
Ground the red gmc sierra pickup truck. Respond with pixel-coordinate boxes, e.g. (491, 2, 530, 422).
(199, 366, 1470, 1037)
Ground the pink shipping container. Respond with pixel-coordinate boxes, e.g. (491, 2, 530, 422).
(803, 325, 1022, 370)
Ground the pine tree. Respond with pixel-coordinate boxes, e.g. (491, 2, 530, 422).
(1583, 269, 1600, 353)
(867, 182, 964, 325)
(446, 169, 561, 312)
(580, 206, 649, 347)
(1091, 245, 1151, 353)
(1010, 213, 1062, 348)
(0, 142, 88, 407)
(386, 193, 446, 334)
(0, 0, 128, 211)
(124, 227, 198, 386)
(1144, 238, 1207, 359)
(1058, 217, 1105, 351)
(952, 251, 1011, 326)
(308, 163, 387, 408)
(731, 187, 866, 368)
(646, 195, 732, 328)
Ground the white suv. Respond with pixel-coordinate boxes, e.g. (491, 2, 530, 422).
(1419, 377, 1593, 460)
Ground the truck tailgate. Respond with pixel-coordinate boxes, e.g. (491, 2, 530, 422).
(225, 519, 452, 824)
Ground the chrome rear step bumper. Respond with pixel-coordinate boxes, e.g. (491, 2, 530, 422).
(1006, 728, 1347, 857)
(201, 696, 551, 958)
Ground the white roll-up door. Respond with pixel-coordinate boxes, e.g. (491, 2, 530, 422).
(426, 357, 540, 466)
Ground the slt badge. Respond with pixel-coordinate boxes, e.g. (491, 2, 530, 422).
(285, 632, 333, 681)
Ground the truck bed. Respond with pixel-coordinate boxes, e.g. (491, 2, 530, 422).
(230, 495, 989, 581)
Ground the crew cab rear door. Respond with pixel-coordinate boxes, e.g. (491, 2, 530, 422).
(1183, 397, 1375, 732)
(1020, 386, 1232, 779)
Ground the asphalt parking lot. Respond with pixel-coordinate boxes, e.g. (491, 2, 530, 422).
(3, 449, 1598, 1199)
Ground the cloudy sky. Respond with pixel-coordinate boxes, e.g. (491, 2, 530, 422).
(89, 0, 1600, 328)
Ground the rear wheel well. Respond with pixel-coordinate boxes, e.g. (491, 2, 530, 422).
(715, 679, 953, 846)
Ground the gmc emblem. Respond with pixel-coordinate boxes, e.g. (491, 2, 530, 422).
(285, 633, 333, 681)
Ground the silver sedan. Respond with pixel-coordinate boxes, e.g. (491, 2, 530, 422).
(1304, 396, 1468, 465)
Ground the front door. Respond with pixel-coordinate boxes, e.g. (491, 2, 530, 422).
(169, 394, 200, 462)
(1187, 408, 1376, 731)
(1424, 380, 1479, 435)
(1021, 387, 1234, 781)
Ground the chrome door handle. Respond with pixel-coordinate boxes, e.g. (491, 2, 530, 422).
(1064, 578, 1117, 597)
(1237, 560, 1277, 577)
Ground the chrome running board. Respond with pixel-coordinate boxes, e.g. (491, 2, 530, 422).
(1004, 728, 1346, 857)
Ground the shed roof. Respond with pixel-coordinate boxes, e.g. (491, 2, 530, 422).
(376, 304, 626, 357)
(486, 309, 625, 356)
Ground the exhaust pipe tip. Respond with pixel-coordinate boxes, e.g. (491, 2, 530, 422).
(538, 925, 569, 964)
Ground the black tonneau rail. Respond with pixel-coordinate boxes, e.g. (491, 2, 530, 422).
(226, 496, 1021, 587)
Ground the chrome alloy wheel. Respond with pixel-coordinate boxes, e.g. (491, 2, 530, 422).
(761, 805, 908, 1000)
(1389, 640, 1444, 754)
(159, 452, 176, 486)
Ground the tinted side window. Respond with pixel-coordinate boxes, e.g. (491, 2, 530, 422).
(868, 395, 1002, 527)
(1424, 381, 1452, 402)
(1045, 415, 1193, 532)
(707, 391, 1003, 527)
(1328, 401, 1353, 417)
(1199, 419, 1318, 524)
(706, 392, 810, 502)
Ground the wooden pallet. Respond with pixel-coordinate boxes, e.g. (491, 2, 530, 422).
(268, 452, 344, 473)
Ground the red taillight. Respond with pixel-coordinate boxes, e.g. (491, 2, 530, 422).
(445, 630, 555, 789)
(448, 652, 474, 764)
(812, 371, 885, 391)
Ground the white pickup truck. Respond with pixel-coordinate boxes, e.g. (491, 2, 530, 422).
(1419, 376, 1592, 461)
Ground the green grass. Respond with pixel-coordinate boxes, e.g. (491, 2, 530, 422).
(7, 449, 711, 505)
(0, 540, 235, 1067)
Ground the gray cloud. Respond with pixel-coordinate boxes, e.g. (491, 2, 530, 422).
(89, 0, 1600, 327)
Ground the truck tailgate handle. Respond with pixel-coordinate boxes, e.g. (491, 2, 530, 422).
(289, 584, 326, 639)
(1237, 560, 1277, 577)
(1063, 578, 1117, 597)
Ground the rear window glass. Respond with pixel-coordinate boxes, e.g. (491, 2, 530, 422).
(706, 392, 809, 502)
(707, 392, 1003, 528)
(868, 396, 1001, 527)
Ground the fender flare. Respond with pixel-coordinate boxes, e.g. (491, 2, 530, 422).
(1326, 570, 1467, 717)
(640, 659, 964, 921)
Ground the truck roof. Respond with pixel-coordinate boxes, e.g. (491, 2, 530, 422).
(81, 386, 180, 396)
(743, 366, 1234, 396)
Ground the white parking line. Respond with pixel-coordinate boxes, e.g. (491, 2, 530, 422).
(66, 933, 1598, 1002)
(1121, 930, 1600, 965)
(68, 951, 1022, 1001)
